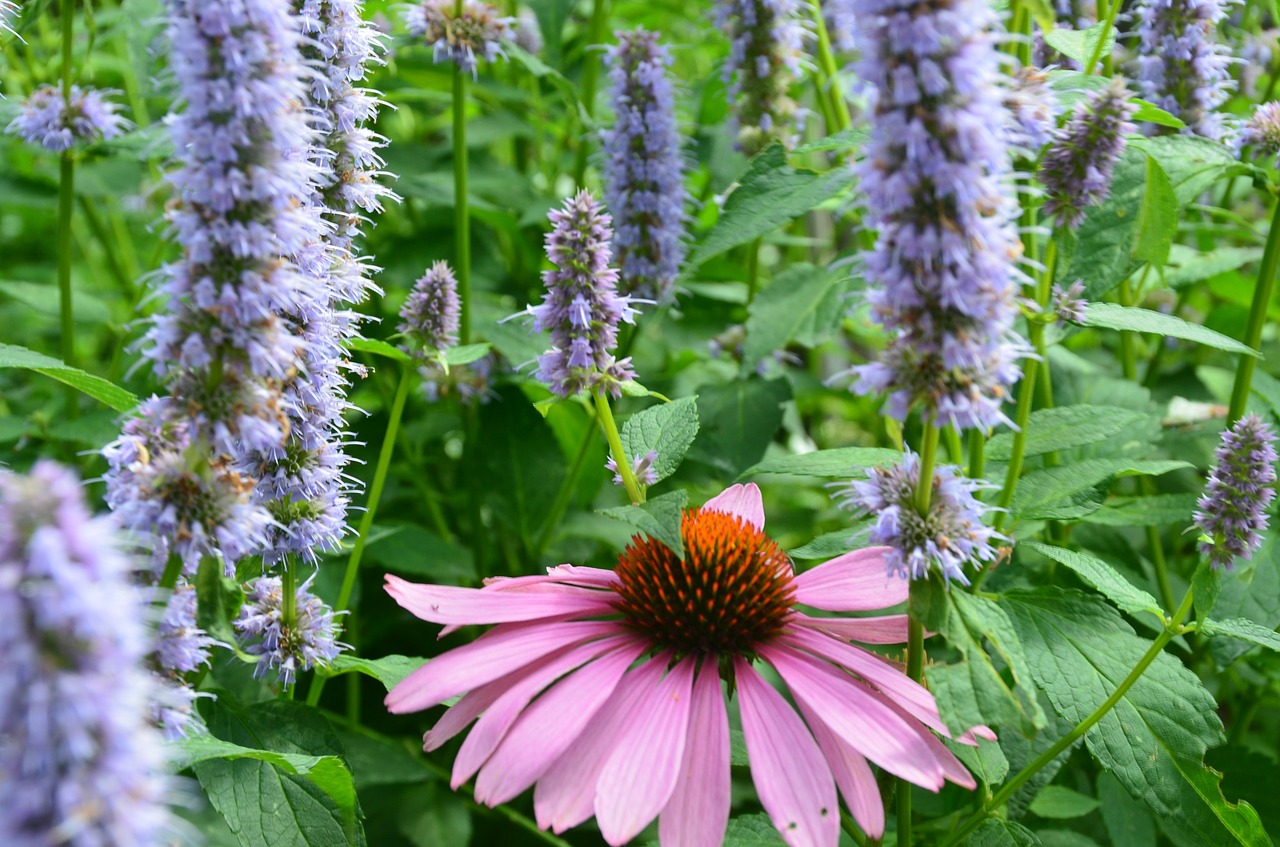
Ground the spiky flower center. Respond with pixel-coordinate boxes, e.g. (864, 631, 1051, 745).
(612, 509, 795, 656)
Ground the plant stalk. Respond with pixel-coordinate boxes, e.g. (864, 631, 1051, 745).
(1085, 0, 1120, 75)
(1228, 198, 1280, 423)
(572, 0, 610, 186)
(454, 67, 473, 344)
(808, 0, 851, 133)
(593, 389, 642, 504)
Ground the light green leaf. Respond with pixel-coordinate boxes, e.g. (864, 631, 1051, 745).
(322, 655, 425, 692)
(346, 337, 412, 363)
(688, 144, 849, 267)
(1130, 99, 1186, 129)
(743, 264, 845, 369)
(1021, 541, 1164, 621)
(0, 279, 113, 323)
(362, 524, 476, 583)
(1083, 493, 1199, 527)
(620, 397, 700, 484)
(730, 728, 749, 766)
(1012, 459, 1192, 520)
(1163, 245, 1264, 290)
(986, 405, 1149, 461)
(1042, 20, 1115, 67)
(1082, 303, 1260, 357)
(965, 818, 1042, 847)
(721, 814, 787, 847)
(788, 521, 873, 560)
(948, 732, 1009, 787)
(1030, 785, 1101, 819)
(1199, 618, 1280, 653)
(793, 127, 870, 154)
(0, 343, 138, 411)
(741, 446, 899, 478)
(440, 342, 490, 367)
(599, 490, 688, 559)
(1134, 154, 1177, 267)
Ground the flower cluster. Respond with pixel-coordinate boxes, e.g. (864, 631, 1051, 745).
(1195, 413, 1278, 569)
(513, 6, 543, 54)
(1133, 0, 1235, 140)
(518, 191, 640, 398)
(836, 452, 1004, 585)
(400, 261, 461, 352)
(6, 83, 126, 151)
(1241, 101, 1280, 161)
(716, 0, 806, 155)
(0, 462, 171, 845)
(606, 450, 658, 486)
(235, 574, 346, 685)
(150, 583, 216, 739)
(1051, 279, 1088, 324)
(1039, 77, 1136, 230)
(602, 28, 688, 304)
(1005, 66, 1058, 155)
(850, 0, 1025, 431)
(405, 0, 513, 75)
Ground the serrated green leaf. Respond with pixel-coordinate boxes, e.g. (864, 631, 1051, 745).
(1199, 618, 1280, 653)
(1004, 588, 1271, 847)
(1082, 303, 1260, 357)
(599, 490, 688, 559)
(688, 144, 849, 267)
(322, 655, 426, 692)
(792, 127, 870, 154)
(730, 728, 749, 766)
(722, 814, 787, 846)
(1193, 559, 1222, 625)
(1021, 541, 1164, 621)
(788, 521, 873, 560)
(1163, 245, 1264, 290)
(1042, 20, 1115, 67)
(346, 337, 412, 363)
(986, 405, 1149, 461)
(0, 343, 138, 411)
(742, 263, 843, 369)
(1141, 135, 1252, 206)
(1206, 533, 1280, 665)
(1012, 459, 1192, 520)
(741, 446, 899, 478)
(620, 396, 700, 484)
(1063, 146, 1146, 299)
(965, 818, 1042, 847)
(1098, 771, 1157, 847)
(948, 732, 1009, 787)
(1134, 154, 1177, 266)
(1083, 493, 1199, 527)
(1030, 785, 1101, 819)
(440, 342, 490, 366)
(178, 736, 356, 812)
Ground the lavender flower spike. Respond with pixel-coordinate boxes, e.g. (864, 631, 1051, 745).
(835, 451, 1004, 585)
(1241, 101, 1280, 162)
(405, 0, 513, 75)
(235, 574, 346, 685)
(1005, 66, 1059, 156)
(1051, 279, 1088, 324)
(850, 0, 1026, 431)
(0, 461, 172, 844)
(6, 84, 126, 151)
(716, 0, 806, 155)
(602, 28, 688, 304)
(1132, 0, 1235, 140)
(518, 190, 640, 398)
(1195, 413, 1278, 569)
(1039, 77, 1137, 230)
(400, 261, 461, 353)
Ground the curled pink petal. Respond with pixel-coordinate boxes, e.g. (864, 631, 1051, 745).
(386, 575, 615, 625)
(480, 565, 621, 591)
(659, 661, 731, 847)
(701, 482, 766, 530)
(793, 547, 907, 611)
(957, 725, 998, 745)
(793, 612, 912, 645)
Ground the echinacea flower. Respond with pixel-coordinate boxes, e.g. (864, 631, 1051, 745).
(1195, 413, 1278, 568)
(385, 483, 986, 847)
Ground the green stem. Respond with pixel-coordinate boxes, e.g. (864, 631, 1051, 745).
(808, 0, 851, 133)
(944, 426, 964, 465)
(967, 429, 986, 481)
(1148, 524, 1176, 613)
(453, 67, 472, 345)
(281, 557, 298, 700)
(1084, 0, 1120, 75)
(572, 0, 609, 186)
(593, 389, 642, 505)
(158, 552, 184, 593)
(991, 355, 1040, 535)
(57, 151, 77, 419)
(1118, 278, 1139, 381)
(745, 237, 763, 306)
(840, 812, 870, 847)
(944, 588, 1195, 847)
(897, 614, 926, 847)
(1228, 198, 1280, 423)
(915, 422, 940, 514)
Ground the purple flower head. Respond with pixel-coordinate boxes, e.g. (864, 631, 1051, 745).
(151, 677, 209, 740)
(1132, 0, 1236, 140)
(0, 461, 172, 845)
(154, 583, 216, 674)
(235, 573, 347, 685)
(1051, 279, 1089, 324)
(1195, 413, 1278, 569)
(1241, 101, 1280, 162)
(513, 6, 543, 54)
(6, 83, 127, 151)
(606, 450, 659, 487)
(405, 0, 513, 75)
(834, 452, 1004, 585)
(517, 190, 640, 398)
(716, 0, 807, 155)
(822, 0, 856, 51)
(1006, 66, 1059, 155)
(602, 28, 688, 304)
(1039, 77, 1136, 230)
(848, 0, 1026, 431)
(400, 261, 461, 352)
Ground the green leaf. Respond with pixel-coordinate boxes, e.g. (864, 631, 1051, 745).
(1042, 20, 1115, 67)
(688, 144, 849, 267)
(1012, 459, 1192, 520)
(475, 385, 567, 543)
(692, 376, 792, 477)
(1130, 99, 1186, 129)
(1083, 493, 1199, 527)
(178, 736, 357, 813)
(965, 818, 1042, 847)
(1163, 245, 1264, 290)
(440, 342, 490, 367)
(1141, 135, 1252, 206)
(0, 343, 138, 411)
(362, 524, 476, 583)
(1082, 303, 1260, 357)
(721, 814, 787, 846)
(1030, 785, 1101, 819)
(743, 264, 845, 369)
(948, 732, 1009, 787)
(1004, 588, 1271, 847)
(195, 555, 246, 648)
(730, 728, 749, 766)
(1193, 559, 1222, 624)
(346, 337, 412, 363)
(620, 397, 700, 484)
(986, 405, 1149, 461)
(0, 279, 113, 323)
(397, 784, 472, 847)
(792, 127, 870, 154)
(741, 446, 899, 478)
(1062, 147, 1146, 300)
(1098, 772, 1157, 847)
(322, 655, 425, 692)
(1134, 154, 1177, 267)
(1021, 541, 1164, 621)
(599, 490, 689, 559)
(1205, 533, 1280, 665)
(1199, 618, 1280, 653)
(788, 521, 873, 560)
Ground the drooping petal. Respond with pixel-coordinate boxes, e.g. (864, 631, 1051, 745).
(792, 547, 906, 611)
(795, 699, 885, 839)
(865, 687, 976, 789)
(659, 661, 731, 847)
(595, 658, 696, 844)
(385, 620, 622, 713)
(386, 575, 616, 625)
(473, 641, 649, 806)
(735, 657, 840, 847)
(793, 613, 912, 645)
(958, 725, 998, 745)
(425, 670, 527, 751)
(701, 482, 765, 530)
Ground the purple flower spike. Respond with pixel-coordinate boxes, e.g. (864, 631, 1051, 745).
(235, 573, 346, 686)
(0, 461, 172, 845)
(607, 450, 659, 486)
(849, 0, 1026, 431)
(602, 28, 688, 304)
(1051, 279, 1089, 324)
(405, 0, 513, 75)
(835, 452, 1004, 585)
(1195, 413, 1278, 569)
(155, 583, 216, 675)
(6, 83, 127, 151)
(400, 261, 461, 352)
(518, 190, 640, 398)
(1133, 0, 1235, 140)
(1006, 66, 1059, 156)
(716, 0, 807, 155)
(1039, 77, 1136, 230)
(1241, 101, 1280, 162)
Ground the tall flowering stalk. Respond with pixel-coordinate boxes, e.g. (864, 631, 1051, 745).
(716, 0, 806, 155)
(1195, 414, 1279, 569)
(0, 462, 172, 845)
(601, 28, 688, 304)
(1039, 77, 1136, 230)
(1132, 0, 1235, 140)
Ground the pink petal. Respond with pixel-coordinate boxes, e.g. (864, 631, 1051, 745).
(758, 644, 945, 790)
(595, 659, 696, 844)
(472, 641, 649, 807)
(795, 699, 884, 840)
(701, 483, 765, 530)
(385, 620, 621, 714)
(659, 662, 731, 847)
(958, 725, 998, 745)
(534, 658, 669, 833)
(452, 635, 639, 787)
(481, 565, 621, 591)
(385, 575, 615, 625)
(425, 676, 514, 752)
(793, 613, 912, 645)
(866, 689, 976, 790)
(792, 547, 907, 612)
(734, 657, 840, 847)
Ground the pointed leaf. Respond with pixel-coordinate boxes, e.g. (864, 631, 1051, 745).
(620, 397, 700, 484)
(1021, 541, 1165, 621)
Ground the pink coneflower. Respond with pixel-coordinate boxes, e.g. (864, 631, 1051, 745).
(385, 484, 987, 847)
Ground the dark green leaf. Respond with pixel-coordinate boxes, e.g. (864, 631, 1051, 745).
(620, 397, 700, 484)
(1083, 493, 1199, 527)
(1012, 459, 1192, 520)
(346, 337, 412, 363)
(1098, 772, 1157, 847)
(195, 555, 246, 647)
(1206, 532, 1280, 665)
(1199, 617, 1280, 653)
(397, 784, 472, 847)
(599, 490, 689, 559)
(475, 385, 567, 543)
(1141, 135, 1252, 206)
(1021, 541, 1164, 621)
(743, 264, 843, 369)
(730, 728, 749, 766)
(742, 446, 899, 478)
(178, 736, 356, 811)
(965, 819, 1042, 847)
(0, 343, 138, 411)
(948, 732, 1009, 787)
(693, 376, 791, 477)
(1082, 303, 1260, 357)
(322, 655, 426, 692)
(721, 814, 787, 846)
(1063, 147, 1146, 299)
(1029, 786, 1101, 819)
(1134, 155, 1177, 267)
(362, 525, 476, 583)
(986, 405, 1149, 461)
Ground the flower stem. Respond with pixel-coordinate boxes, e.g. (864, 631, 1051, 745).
(57, 0, 78, 420)
(915, 421, 940, 514)
(897, 613, 926, 847)
(593, 389, 642, 505)
(1084, 0, 1120, 75)
(967, 429, 986, 481)
(572, 0, 610, 186)
(944, 587, 1195, 847)
(1228, 197, 1280, 423)
(808, 0, 851, 133)
(454, 66, 472, 345)
(745, 237, 763, 306)
(281, 556, 298, 700)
